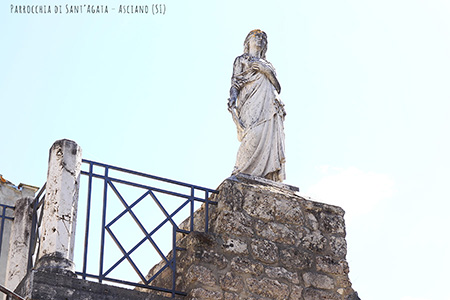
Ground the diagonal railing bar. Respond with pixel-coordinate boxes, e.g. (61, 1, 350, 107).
(107, 181, 172, 264)
(145, 260, 172, 285)
(106, 189, 152, 228)
(104, 226, 147, 283)
(148, 189, 181, 229)
(104, 196, 192, 275)
(78, 159, 218, 297)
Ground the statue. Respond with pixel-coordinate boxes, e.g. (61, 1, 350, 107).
(228, 29, 286, 182)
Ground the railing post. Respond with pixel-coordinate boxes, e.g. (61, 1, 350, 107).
(35, 139, 82, 273)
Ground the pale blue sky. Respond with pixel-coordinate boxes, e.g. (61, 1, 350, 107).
(2, 1, 450, 299)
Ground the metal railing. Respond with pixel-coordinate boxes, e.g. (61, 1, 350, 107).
(27, 184, 46, 271)
(0, 204, 14, 255)
(77, 159, 218, 298)
(0, 284, 25, 300)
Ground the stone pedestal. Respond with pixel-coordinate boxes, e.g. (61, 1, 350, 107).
(145, 175, 359, 299)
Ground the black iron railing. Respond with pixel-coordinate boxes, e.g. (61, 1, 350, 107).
(0, 203, 14, 255)
(28, 184, 46, 271)
(0, 284, 25, 300)
(77, 159, 218, 297)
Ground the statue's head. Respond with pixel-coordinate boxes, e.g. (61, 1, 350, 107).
(244, 29, 268, 58)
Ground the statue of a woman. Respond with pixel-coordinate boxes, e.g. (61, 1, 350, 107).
(228, 29, 286, 182)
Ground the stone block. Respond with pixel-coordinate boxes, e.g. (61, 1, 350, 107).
(188, 287, 223, 300)
(255, 221, 300, 245)
(245, 278, 289, 300)
(303, 288, 341, 300)
(316, 256, 349, 274)
(186, 265, 216, 287)
(274, 197, 304, 225)
(250, 239, 279, 264)
(280, 247, 313, 270)
(301, 231, 328, 253)
(320, 212, 345, 234)
(265, 266, 299, 284)
(243, 192, 276, 222)
(231, 257, 264, 276)
(222, 236, 249, 255)
(219, 272, 244, 293)
(214, 211, 254, 237)
(330, 236, 347, 257)
(302, 272, 335, 290)
(289, 285, 304, 299)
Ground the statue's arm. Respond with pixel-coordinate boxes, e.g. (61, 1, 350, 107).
(228, 56, 243, 109)
(251, 61, 281, 94)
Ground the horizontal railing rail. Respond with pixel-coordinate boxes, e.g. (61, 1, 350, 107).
(77, 159, 218, 298)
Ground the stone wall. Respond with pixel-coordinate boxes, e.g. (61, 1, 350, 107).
(144, 175, 359, 300)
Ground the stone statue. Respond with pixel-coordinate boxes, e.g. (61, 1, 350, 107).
(228, 29, 286, 182)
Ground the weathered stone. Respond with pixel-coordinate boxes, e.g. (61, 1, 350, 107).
(334, 275, 353, 289)
(224, 291, 240, 300)
(289, 285, 304, 299)
(320, 212, 345, 234)
(245, 278, 289, 300)
(222, 236, 249, 255)
(265, 266, 299, 284)
(215, 211, 254, 237)
(220, 272, 244, 293)
(194, 249, 228, 269)
(301, 231, 328, 253)
(274, 197, 304, 224)
(188, 287, 223, 300)
(280, 247, 313, 270)
(250, 239, 279, 264)
(243, 191, 276, 221)
(231, 257, 264, 276)
(330, 236, 347, 257)
(5, 197, 33, 290)
(16, 269, 171, 300)
(37, 139, 82, 272)
(185, 265, 216, 287)
(216, 181, 244, 212)
(185, 231, 216, 250)
(303, 288, 340, 300)
(255, 221, 299, 245)
(316, 256, 349, 274)
(306, 213, 319, 230)
(302, 272, 335, 290)
(142, 177, 357, 299)
(302, 200, 344, 216)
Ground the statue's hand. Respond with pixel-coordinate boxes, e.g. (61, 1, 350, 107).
(228, 96, 237, 111)
(250, 61, 263, 73)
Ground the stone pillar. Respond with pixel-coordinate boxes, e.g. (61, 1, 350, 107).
(4, 197, 33, 290)
(35, 139, 82, 273)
